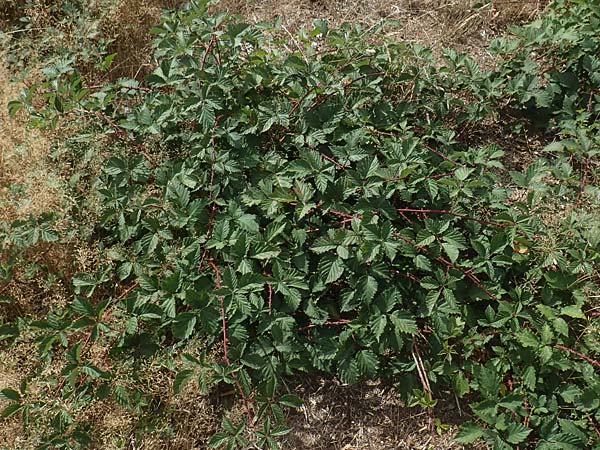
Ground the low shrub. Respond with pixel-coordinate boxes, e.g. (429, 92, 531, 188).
(2, 1, 599, 448)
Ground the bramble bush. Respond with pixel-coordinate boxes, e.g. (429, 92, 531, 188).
(1, 0, 600, 448)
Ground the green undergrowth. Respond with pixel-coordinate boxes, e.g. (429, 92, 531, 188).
(1, 0, 600, 449)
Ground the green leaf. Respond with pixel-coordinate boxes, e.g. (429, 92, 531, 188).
(271, 425, 293, 437)
(264, 373, 277, 398)
(237, 214, 259, 233)
(162, 296, 176, 318)
(209, 433, 230, 448)
(424, 178, 438, 199)
(279, 394, 303, 408)
(544, 272, 577, 289)
(0, 324, 18, 341)
(477, 364, 500, 398)
(498, 394, 524, 411)
(442, 242, 459, 263)
(7, 100, 23, 118)
(357, 275, 378, 303)
(390, 312, 418, 335)
(0, 389, 21, 402)
(370, 315, 387, 342)
(579, 388, 599, 410)
(455, 167, 474, 181)
(114, 386, 130, 407)
(523, 366, 536, 390)
(124, 317, 138, 335)
(1, 403, 22, 419)
(241, 354, 265, 369)
(553, 317, 569, 337)
(139, 274, 159, 292)
(319, 255, 345, 284)
(252, 249, 281, 260)
(81, 365, 109, 378)
(455, 422, 485, 444)
(71, 297, 96, 316)
(516, 330, 539, 348)
(505, 422, 531, 444)
(72, 274, 98, 297)
(560, 305, 585, 319)
(117, 262, 133, 280)
(414, 255, 432, 271)
(161, 271, 181, 294)
(338, 358, 359, 384)
(453, 371, 470, 397)
(174, 369, 195, 394)
(172, 313, 197, 340)
(356, 350, 379, 377)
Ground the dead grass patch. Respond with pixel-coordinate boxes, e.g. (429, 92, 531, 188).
(85, 353, 219, 450)
(0, 55, 77, 322)
(1, 0, 185, 81)
(0, 338, 41, 449)
(215, 0, 543, 62)
(283, 377, 485, 450)
(0, 59, 64, 221)
(99, 0, 187, 80)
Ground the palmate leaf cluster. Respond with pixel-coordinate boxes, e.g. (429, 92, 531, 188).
(1, 0, 600, 448)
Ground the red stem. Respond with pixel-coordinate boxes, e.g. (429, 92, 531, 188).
(73, 108, 154, 164)
(328, 209, 359, 220)
(201, 35, 216, 71)
(577, 157, 590, 206)
(313, 148, 345, 169)
(268, 284, 273, 314)
(422, 144, 462, 166)
(323, 208, 496, 299)
(396, 208, 510, 228)
(209, 261, 229, 364)
(116, 282, 139, 300)
(523, 399, 530, 428)
(290, 87, 317, 115)
(395, 233, 496, 300)
(54, 328, 95, 397)
(86, 84, 152, 92)
(589, 416, 600, 439)
(298, 319, 352, 332)
(208, 260, 254, 424)
(555, 344, 600, 369)
(198, 115, 225, 272)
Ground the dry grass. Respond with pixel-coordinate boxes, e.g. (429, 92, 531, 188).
(99, 0, 187, 80)
(0, 338, 44, 449)
(87, 355, 218, 450)
(0, 55, 76, 323)
(283, 377, 485, 450)
(216, 0, 543, 61)
(0, 340, 220, 450)
(0, 373, 23, 450)
(0, 0, 185, 81)
(0, 60, 64, 221)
